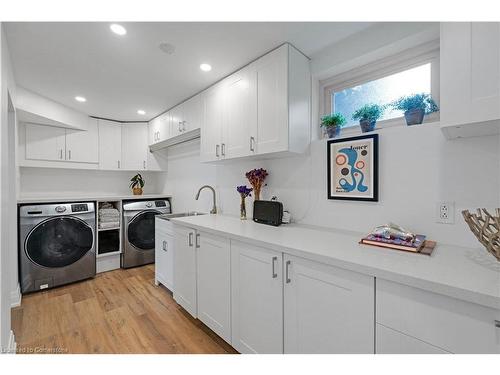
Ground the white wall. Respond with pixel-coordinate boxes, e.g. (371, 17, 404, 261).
(159, 23, 500, 249)
(19, 168, 165, 198)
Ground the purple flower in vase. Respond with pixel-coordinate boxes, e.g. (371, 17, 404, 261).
(236, 185, 253, 198)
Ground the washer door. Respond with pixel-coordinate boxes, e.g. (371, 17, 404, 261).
(127, 210, 160, 251)
(25, 216, 94, 268)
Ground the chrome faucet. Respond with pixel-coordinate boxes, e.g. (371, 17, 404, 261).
(195, 185, 217, 214)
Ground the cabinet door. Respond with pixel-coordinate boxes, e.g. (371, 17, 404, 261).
(200, 84, 224, 162)
(148, 117, 161, 145)
(376, 324, 450, 354)
(98, 120, 122, 170)
(121, 123, 148, 170)
(25, 123, 66, 162)
(173, 225, 197, 318)
(231, 241, 283, 353)
(155, 222, 174, 290)
(157, 112, 170, 142)
(284, 254, 375, 353)
(255, 44, 288, 155)
(197, 232, 231, 343)
(182, 95, 202, 132)
(170, 105, 183, 137)
(222, 67, 257, 159)
(65, 117, 99, 163)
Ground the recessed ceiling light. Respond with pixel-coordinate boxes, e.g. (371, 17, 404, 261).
(137, 109, 146, 115)
(110, 24, 127, 36)
(75, 96, 87, 103)
(200, 63, 212, 72)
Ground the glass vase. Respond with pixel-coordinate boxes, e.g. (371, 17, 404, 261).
(254, 186, 261, 201)
(240, 196, 247, 220)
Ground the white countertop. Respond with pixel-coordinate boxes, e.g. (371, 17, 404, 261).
(17, 193, 172, 204)
(169, 214, 500, 310)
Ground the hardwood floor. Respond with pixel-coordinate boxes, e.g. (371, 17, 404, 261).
(11, 265, 237, 354)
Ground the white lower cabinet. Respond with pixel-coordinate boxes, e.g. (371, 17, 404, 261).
(283, 254, 375, 354)
(155, 218, 174, 291)
(376, 324, 450, 354)
(231, 241, 283, 353)
(376, 279, 500, 354)
(196, 232, 231, 343)
(173, 225, 198, 317)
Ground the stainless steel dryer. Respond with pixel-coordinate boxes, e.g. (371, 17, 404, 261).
(19, 202, 96, 294)
(122, 199, 171, 268)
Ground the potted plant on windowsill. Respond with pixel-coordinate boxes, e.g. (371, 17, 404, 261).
(391, 93, 439, 126)
(130, 173, 145, 195)
(352, 104, 384, 133)
(320, 113, 346, 138)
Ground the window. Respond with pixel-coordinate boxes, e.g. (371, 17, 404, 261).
(322, 47, 439, 129)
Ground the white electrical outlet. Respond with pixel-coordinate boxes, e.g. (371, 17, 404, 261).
(437, 201, 455, 224)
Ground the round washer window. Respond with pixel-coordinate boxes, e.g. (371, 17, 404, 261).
(127, 211, 159, 251)
(25, 217, 94, 268)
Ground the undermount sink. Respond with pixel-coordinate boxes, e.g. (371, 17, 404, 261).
(159, 212, 206, 220)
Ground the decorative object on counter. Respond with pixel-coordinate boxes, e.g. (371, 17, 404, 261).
(352, 104, 384, 133)
(391, 93, 439, 126)
(236, 185, 253, 220)
(462, 208, 500, 261)
(360, 222, 435, 255)
(245, 168, 268, 201)
(320, 113, 346, 138)
(98, 202, 120, 229)
(327, 134, 378, 201)
(129, 173, 145, 195)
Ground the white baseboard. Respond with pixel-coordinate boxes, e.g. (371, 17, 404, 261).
(8, 330, 16, 354)
(11, 283, 21, 308)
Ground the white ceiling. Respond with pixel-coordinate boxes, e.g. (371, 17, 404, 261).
(5, 22, 374, 121)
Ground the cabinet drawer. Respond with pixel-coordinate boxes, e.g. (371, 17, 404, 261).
(376, 324, 450, 354)
(376, 279, 500, 353)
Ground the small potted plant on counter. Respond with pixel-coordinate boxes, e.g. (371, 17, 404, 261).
(391, 93, 439, 126)
(352, 104, 384, 133)
(130, 173, 145, 195)
(320, 113, 346, 138)
(236, 185, 253, 220)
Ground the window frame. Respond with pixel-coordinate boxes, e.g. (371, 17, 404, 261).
(320, 42, 440, 135)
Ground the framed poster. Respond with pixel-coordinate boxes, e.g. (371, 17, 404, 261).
(327, 134, 379, 201)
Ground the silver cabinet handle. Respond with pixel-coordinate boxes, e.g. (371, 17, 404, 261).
(216, 144, 220, 157)
(162, 240, 167, 251)
(117, 160, 120, 169)
(271, 256, 278, 278)
(68, 150, 71, 160)
(157, 131, 160, 141)
(495, 320, 500, 328)
(178, 122, 182, 132)
(250, 136, 255, 152)
(143, 160, 146, 169)
(221, 143, 226, 156)
(182, 121, 186, 131)
(195, 233, 200, 248)
(59, 149, 63, 159)
(285, 260, 291, 283)
(188, 232, 194, 247)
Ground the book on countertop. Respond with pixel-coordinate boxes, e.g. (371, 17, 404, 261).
(360, 234, 427, 252)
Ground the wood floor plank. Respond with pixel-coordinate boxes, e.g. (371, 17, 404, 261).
(12, 265, 237, 354)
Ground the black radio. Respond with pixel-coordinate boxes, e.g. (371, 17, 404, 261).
(253, 200, 283, 226)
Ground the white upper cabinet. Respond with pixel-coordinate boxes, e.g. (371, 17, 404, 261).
(440, 22, 500, 138)
(98, 119, 122, 170)
(65, 118, 99, 163)
(200, 44, 310, 162)
(222, 66, 257, 159)
(284, 254, 375, 354)
(200, 83, 225, 162)
(170, 95, 203, 137)
(121, 123, 148, 171)
(25, 124, 66, 162)
(148, 112, 170, 145)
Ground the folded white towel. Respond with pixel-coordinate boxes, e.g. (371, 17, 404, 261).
(99, 221, 119, 229)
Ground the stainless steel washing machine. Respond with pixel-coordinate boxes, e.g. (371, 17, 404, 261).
(122, 199, 171, 268)
(19, 202, 96, 294)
